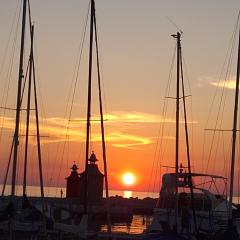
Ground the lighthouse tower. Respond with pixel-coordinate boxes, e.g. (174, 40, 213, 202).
(66, 163, 80, 198)
(79, 152, 104, 204)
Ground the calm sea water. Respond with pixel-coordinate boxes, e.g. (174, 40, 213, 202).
(0, 184, 159, 199)
(2, 185, 240, 234)
(0, 185, 156, 234)
(1, 185, 240, 203)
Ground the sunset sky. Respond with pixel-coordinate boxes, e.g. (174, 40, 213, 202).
(0, 0, 240, 195)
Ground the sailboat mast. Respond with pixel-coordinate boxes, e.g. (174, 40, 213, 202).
(229, 22, 240, 223)
(84, 0, 95, 214)
(173, 31, 181, 230)
(175, 31, 180, 188)
(31, 34, 45, 201)
(179, 39, 199, 236)
(93, 6, 109, 207)
(11, 0, 27, 196)
(93, 11, 111, 232)
(23, 23, 34, 196)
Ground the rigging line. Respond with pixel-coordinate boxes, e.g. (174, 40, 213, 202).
(2, 140, 14, 196)
(46, 151, 50, 196)
(30, 17, 48, 124)
(148, 45, 176, 193)
(90, 120, 93, 151)
(32, 57, 47, 234)
(55, 2, 90, 187)
(182, 56, 192, 94)
(157, 49, 177, 162)
(165, 16, 183, 35)
(205, 13, 240, 128)
(208, 114, 234, 182)
(0, 10, 21, 144)
(83, 0, 95, 214)
(23, 24, 34, 196)
(181, 45, 201, 235)
(93, 7, 109, 195)
(68, 0, 91, 118)
(51, 2, 90, 191)
(147, 46, 175, 192)
(0, 5, 21, 108)
(221, 131, 227, 177)
(20, 59, 30, 107)
(204, 21, 238, 179)
(212, 29, 237, 158)
(153, 48, 177, 193)
(93, 8, 110, 164)
(216, 73, 232, 159)
(28, 147, 34, 196)
(27, 0, 32, 28)
(0, 1, 21, 78)
(182, 55, 194, 168)
(159, 59, 177, 132)
(173, 33, 181, 231)
(0, 26, 20, 163)
(93, 12, 108, 117)
(1, 60, 30, 193)
(204, 89, 228, 175)
(66, 133, 70, 178)
(27, 25, 50, 189)
(33, 56, 45, 199)
(226, 141, 231, 180)
(31, 23, 50, 187)
(211, 92, 229, 175)
(16, 118, 24, 196)
(65, 0, 91, 116)
(28, 0, 50, 189)
(94, 12, 111, 234)
(76, 142, 85, 170)
(201, 131, 206, 174)
(1, 63, 30, 194)
(212, 179, 220, 195)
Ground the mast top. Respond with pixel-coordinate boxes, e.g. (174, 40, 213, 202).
(171, 32, 182, 40)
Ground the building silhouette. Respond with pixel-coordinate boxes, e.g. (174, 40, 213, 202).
(66, 163, 80, 198)
(66, 152, 104, 204)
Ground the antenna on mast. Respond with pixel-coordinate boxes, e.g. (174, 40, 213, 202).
(166, 16, 184, 35)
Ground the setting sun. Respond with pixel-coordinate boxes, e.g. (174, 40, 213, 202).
(122, 172, 135, 185)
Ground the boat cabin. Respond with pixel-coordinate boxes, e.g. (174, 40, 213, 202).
(157, 172, 227, 212)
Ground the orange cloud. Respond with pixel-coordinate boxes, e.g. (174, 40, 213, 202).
(0, 111, 197, 149)
(109, 133, 151, 149)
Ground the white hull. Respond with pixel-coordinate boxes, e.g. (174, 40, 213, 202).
(150, 208, 229, 235)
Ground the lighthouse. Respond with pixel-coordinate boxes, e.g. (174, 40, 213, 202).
(65, 153, 104, 204)
(66, 163, 81, 198)
(79, 152, 104, 204)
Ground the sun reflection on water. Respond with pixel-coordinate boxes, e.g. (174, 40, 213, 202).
(123, 190, 132, 198)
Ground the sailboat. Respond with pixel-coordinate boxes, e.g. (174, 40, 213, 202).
(53, 0, 111, 237)
(0, 0, 51, 238)
(147, 31, 240, 239)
